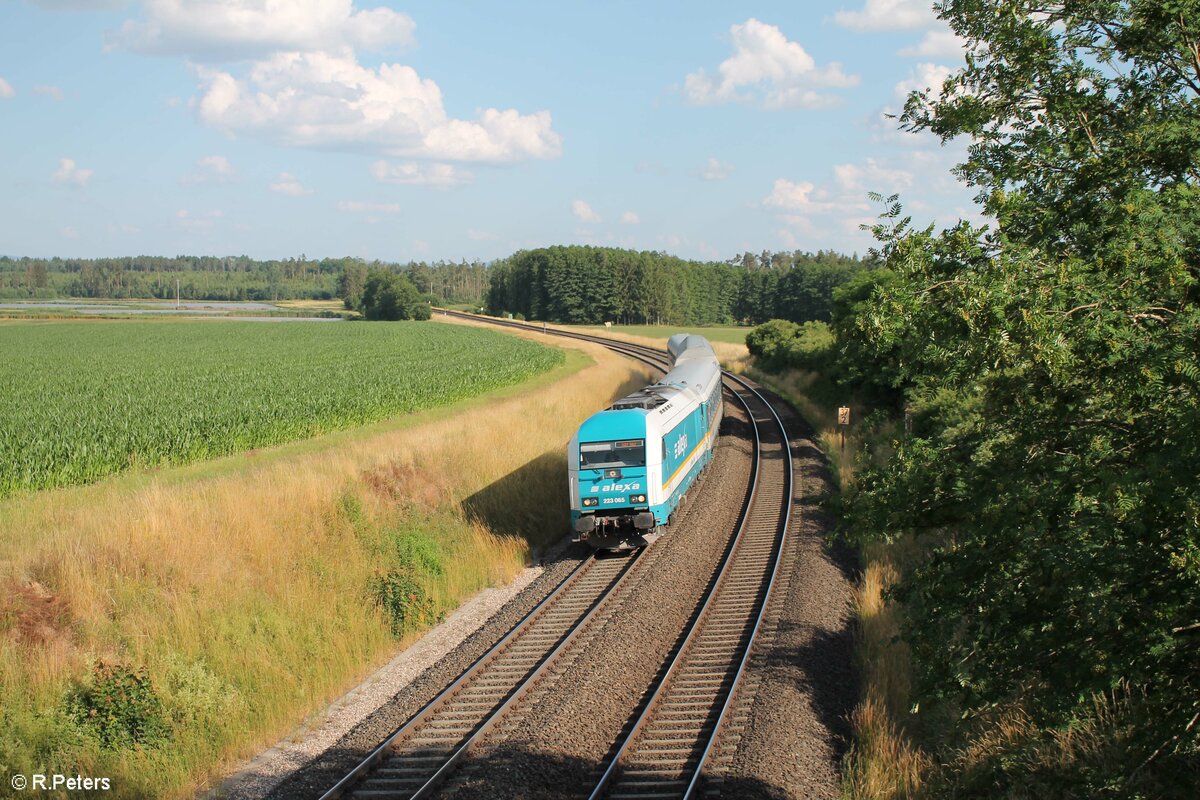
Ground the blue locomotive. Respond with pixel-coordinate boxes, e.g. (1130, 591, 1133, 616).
(568, 334, 723, 549)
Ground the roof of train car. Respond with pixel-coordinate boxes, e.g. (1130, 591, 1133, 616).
(576, 408, 650, 443)
(573, 334, 721, 446)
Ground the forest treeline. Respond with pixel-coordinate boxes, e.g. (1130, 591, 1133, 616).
(3, 248, 873, 328)
(0, 255, 490, 305)
(484, 246, 872, 325)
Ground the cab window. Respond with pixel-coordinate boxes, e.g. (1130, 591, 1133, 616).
(580, 439, 645, 469)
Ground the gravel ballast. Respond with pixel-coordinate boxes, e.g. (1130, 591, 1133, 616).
(228, 372, 856, 800)
(436, 399, 757, 800)
(712, 389, 858, 799)
(234, 545, 590, 800)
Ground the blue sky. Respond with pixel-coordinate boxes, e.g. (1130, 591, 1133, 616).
(0, 1, 979, 262)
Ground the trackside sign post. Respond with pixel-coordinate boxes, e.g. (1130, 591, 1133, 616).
(838, 406, 850, 451)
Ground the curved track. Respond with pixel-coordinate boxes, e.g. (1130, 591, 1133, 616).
(323, 311, 794, 799)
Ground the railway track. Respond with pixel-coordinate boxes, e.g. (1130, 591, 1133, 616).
(589, 377, 791, 800)
(322, 311, 794, 800)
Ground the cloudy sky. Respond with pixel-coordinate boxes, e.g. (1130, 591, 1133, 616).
(0, 1, 978, 261)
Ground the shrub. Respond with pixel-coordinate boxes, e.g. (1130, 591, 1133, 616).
(370, 571, 437, 636)
(390, 531, 444, 577)
(65, 662, 168, 749)
(746, 318, 835, 373)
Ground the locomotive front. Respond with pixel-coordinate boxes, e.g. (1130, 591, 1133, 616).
(568, 409, 659, 550)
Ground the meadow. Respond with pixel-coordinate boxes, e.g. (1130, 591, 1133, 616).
(0, 318, 648, 798)
(0, 320, 562, 497)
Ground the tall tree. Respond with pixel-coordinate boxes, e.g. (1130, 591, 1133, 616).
(846, 2, 1200, 793)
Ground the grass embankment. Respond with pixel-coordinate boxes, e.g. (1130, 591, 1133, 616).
(554, 323, 750, 370)
(742, 365, 923, 798)
(0, 321, 650, 799)
(571, 323, 752, 346)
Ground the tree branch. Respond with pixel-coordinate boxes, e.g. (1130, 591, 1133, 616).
(922, 279, 965, 293)
(1063, 302, 1101, 316)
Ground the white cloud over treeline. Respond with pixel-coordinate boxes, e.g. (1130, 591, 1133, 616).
(684, 18, 858, 110)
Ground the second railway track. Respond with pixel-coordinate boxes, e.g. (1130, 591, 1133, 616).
(322, 312, 796, 800)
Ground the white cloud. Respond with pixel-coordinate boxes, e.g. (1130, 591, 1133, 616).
(51, 158, 93, 187)
(109, 223, 141, 234)
(684, 18, 859, 110)
(0, 78, 13, 99)
(620, 211, 639, 225)
(763, 177, 872, 216)
(32, 84, 64, 100)
(181, 154, 236, 185)
(833, 157, 914, 194)
(572, 199, 600, 223)
(370, 160, 473, 187)
(898, 29, 966, 58)
(832, 0, 934, 32)
(107, 0, 414, 60)
(269, 172, 313, 195)
(763, 179, 816, 210)
(337, 199, 400, 214)
(195, 52, 562, 163)
(61, 226, 79, 239)
(895, 62, 953, 102)
(175, 207, 223, 230)
(695, 157, 734, 181)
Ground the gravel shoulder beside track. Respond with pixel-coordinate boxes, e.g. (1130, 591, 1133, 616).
(211, 565, 546, 799)
(717, 390, 858, 799)
(241, 544, 591, 800)
(437, 401, 756, 800)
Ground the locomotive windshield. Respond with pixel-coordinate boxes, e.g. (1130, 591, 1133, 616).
(579, 439, 646, 469)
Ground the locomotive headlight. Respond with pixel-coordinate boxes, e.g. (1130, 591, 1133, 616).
(582, 497, 598, 507)
(630, 494, 646, 503)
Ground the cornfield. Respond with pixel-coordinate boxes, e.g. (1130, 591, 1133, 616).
(0, 320, 563, 497)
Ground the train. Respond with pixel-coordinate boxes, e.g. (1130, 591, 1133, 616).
(568, 334, 723, 550)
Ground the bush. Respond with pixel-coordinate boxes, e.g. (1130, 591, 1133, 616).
(390, 531, 444, 577)
(746, 318, 835, 373)
(370, 571, 437, 636)
(65, 662, 168, 749)
(746, 319, 800, 369)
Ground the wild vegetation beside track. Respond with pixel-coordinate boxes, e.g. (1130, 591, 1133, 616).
(0, 319, 650, 799)
(572, 323, 752, 346)
(748, 3, 1200, 797)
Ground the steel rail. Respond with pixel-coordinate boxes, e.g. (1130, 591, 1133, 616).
(327, 310, 786, 800)
(320, 554, 612, 800)
(583, 374, 789, 800)
(439, 310, 795, 800)
(682, 374, 793, 799)
(320, 333, 680, 800)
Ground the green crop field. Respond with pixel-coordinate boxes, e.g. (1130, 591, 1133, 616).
(0, 320, 563, 497)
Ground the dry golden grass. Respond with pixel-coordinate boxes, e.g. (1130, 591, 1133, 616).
(0, 322, 650, 798)
(574, 326, 750, 371)
(488, 317, 752, 373)
(843, 539, 929, 800)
